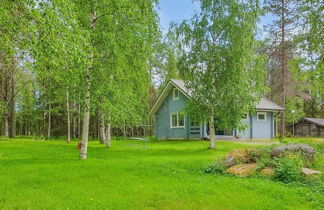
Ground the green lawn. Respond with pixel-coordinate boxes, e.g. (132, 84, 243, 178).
(0, 138, 323, 210)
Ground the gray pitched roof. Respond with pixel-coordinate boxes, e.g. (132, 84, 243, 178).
(256, 97, 284, 111)
(304, 118, 324, 126)
(170, 79, 192, 97)
(170, 79, 284, 111)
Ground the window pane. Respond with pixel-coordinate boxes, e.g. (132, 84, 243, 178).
(172, 115, 177, 127)
(173, 89, 179, 99)
(258, 114, 265, 120)
(178, 114, 184, 126)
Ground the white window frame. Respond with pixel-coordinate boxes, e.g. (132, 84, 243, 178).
(242, 113, 249, 120)
(257, 112, 267, 122)
(173, 88, 179, 100)
(170, 112, 185, 128)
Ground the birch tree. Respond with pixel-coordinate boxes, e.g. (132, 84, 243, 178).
(176, 0, 267, 149)
(73, 0, 158, 158)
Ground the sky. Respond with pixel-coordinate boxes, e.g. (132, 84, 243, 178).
(157, 0, 274, 37)
(158, 0, 200, 32)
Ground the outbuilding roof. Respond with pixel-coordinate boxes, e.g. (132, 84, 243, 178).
(149, 79, 284, 115)
(304, 118, 324, 127)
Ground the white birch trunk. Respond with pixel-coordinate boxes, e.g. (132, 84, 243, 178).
(4, 113, 9, 137)
(66, 90, 71, 143)
(209, 115, 215, 149)
(72, 102, 77, 139)
(105, 122, 111, 148)
(79, 72, 91, 159)
(78, 99, 81, 138)
(99, 109, 106, 144)
(79, 11, 96, 159)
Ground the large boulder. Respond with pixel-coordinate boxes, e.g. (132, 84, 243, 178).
(301, 167, 322, 176)
(270, 144, 315, 159)
(223, 149, 260, 168)
(226, 163, 257, 177)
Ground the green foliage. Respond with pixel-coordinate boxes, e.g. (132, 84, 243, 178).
(175, 0, 267, 130)
(205, 161, 227, 174)
(274, 155, 303, 183)
(285, 97, 305, 124)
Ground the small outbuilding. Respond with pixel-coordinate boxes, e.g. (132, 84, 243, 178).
(292, 118, 324, 137)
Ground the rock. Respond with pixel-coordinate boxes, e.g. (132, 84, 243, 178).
(224, 149, 260, 168)
(301, 167, 322, 176)
(270, 144, 315, 159)
(261, 167, 275, 178)
(226, 163, 257, 177)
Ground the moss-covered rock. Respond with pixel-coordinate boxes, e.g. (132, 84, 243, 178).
(226, 163, 257, 177)
(301, 167, 322, 176)
(271, 144, 315, 160)
(223, 149, 261, 168)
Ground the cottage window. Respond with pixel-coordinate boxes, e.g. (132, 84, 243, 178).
(242, 113, 248, 120)
(170, 113, 185, 128)
(173, 88, 179, 100)
(257, 112, 267, 122)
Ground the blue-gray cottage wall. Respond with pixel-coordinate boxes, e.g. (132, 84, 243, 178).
(237, 112, 274, 139)
(155, 88, 275, 139)
(155, 89, 189, 139)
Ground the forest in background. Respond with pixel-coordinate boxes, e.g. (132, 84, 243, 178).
(0, 0, 323, 147)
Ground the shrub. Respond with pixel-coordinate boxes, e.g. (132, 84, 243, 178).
(205, 161, 227, 174)
(247, 149, 263, 162)
(274, 155, 303, 183)
(257, 155, 276, 170)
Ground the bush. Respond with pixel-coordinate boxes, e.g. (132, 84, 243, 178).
(205, 161, 227, 174)
(247, 149, 263, 162)
(274, 155, 303, 183)
(257, 155, 276, 170)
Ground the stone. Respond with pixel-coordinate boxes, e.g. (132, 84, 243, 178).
(301, 167, 322, 176)
(226, 163, 257, 177)
(223, 149, 260, 168)
(261, 167, 275, 177)
(270, 144, 315, 159)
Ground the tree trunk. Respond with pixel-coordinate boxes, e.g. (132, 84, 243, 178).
(9, 69, 16, 138)
(47, 103, 51, 139)
(79, 10, 96, 159)
(79, 71, 91, 159)
(279, 0, 286, 138)
(78, 100, 81, 138)
(105, 121, 111, 148)
(98, 108, 106, 144)
(123, 123, 127, 139)
(66, 90, 71, 143)
(72, 101, 77, 139)
(9, 103, 16, 138)
(4, 113, 9, 137)
(209, 115, 215, 149)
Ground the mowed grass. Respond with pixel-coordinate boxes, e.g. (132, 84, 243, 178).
(0, 138, 323, 210)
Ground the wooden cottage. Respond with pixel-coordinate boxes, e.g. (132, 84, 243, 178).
(292, 118, 324, 137)
(149, 79, 284, 140)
